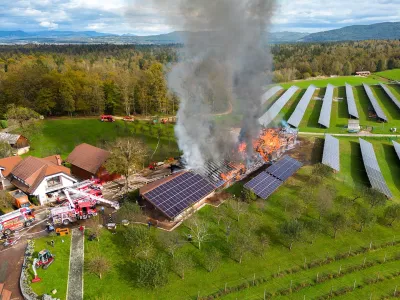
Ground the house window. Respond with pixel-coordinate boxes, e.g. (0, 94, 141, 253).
(47, 176, 62, 188)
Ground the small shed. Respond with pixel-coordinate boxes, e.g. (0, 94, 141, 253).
(0, 133, 30, 155)
(66, 143, 119, 182)
(348, 119, 361, 133)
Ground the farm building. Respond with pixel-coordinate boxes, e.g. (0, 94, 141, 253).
(356, 71, 371, 76)
(0, 133, 30, 155)
(0, 156, 23, 190)
(66, 143, 119, 182)
(140, 171, 215, 221)
(8, 155, 77, 205)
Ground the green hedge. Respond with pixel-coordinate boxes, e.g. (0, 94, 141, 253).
(0, 120, 7, 129)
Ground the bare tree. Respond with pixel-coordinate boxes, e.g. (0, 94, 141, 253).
(315, 185, 335, 220)
(227, 197, 248, 222)
(229, 230, 255, 263)
(203, 247, 222, 272)
(106, 138, 148, 190)
(280, 220, 304, 251)
(172, 253, 193, 280)
(124, 226, 155, 259)
(86, 215, 102, 241)
(117, 201, 143, 223)
(87, 255, 111, 279)
(355, 206, 376, 232)
(384, 204, 400, 226)
(326, 212, 348, 239)
(159, 231, 182, 258)
(363, 188, 387, 209)
(186, 216, 211, 250)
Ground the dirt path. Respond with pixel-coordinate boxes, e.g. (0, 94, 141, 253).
(66, 229, 84, 300)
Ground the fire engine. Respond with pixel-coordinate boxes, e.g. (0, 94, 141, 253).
(50, 187, 119, 226)
(100, 115, 115, 122)
(0, 208, 35, 236)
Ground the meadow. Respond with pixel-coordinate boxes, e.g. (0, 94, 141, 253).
(376, 69, 400, 81)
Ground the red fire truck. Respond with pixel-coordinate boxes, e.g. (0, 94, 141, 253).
(0, 208, 35, 236)
(100, 115, 115, 122)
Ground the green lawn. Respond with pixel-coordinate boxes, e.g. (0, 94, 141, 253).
(24, 119, 180, 162)
(280, 76, 382, 89)
(30, 235, 71, 299)
(376, 69, 400, 81)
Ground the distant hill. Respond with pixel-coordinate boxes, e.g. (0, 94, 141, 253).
(301, 22, 400, 42)
(269, 31, 309, 43)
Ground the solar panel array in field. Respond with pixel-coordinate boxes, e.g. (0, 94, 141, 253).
(287, 84, 316, 128)
(345, 83, 359, 119)
(244, 156, 302, 199)
(244, 172, 283, 199)
(393, 140, 400, 161)
(322, 134, 340, 171)
(380, 83, 400, 111)
(266, 156, 303, 181)
(363, 84, 388, 122)
(143, 172, 215, 219)
(359, 138, 392, 198)
(318, 84, 335, 128)
(259, 86, 299, 127)
(261, 86, 283, 105)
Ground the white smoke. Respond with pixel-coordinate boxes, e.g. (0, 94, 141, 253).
(151, 0, 276, 169)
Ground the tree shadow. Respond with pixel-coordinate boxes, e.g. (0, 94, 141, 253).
(311, 137, 324, 164)
(382, 143, 400, 195)
(337, 86, 348, 119)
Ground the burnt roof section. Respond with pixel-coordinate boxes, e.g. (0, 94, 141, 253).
(67, 143, 110, 174)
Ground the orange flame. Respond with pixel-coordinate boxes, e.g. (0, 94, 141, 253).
(238, 142, 247, 153)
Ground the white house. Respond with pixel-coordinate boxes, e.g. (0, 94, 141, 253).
(8, 155, 77, 205)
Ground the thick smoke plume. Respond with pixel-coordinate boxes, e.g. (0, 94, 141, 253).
(155, 0, 275, 169)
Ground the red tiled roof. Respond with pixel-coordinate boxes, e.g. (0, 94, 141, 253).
(0, 156, 23, 177)
(10, 156, 73, 194)
(66, 143, 110, 175)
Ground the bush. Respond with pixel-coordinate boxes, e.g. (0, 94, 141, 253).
(29, 195, 40, 206)
(0, 120, 7, 129)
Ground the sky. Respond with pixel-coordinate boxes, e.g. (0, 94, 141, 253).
(0, 0, 399, 35)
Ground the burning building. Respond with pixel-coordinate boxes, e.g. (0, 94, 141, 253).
(195, 125, 298, 188)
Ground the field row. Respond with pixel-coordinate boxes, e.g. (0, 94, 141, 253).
(267, 84, 400, 134)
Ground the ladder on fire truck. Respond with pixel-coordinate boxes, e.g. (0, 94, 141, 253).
(64, 188, 120, 210)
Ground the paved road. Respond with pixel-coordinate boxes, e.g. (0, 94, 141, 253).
(299, 132, 400, 137)
(67, 229, 84, 300)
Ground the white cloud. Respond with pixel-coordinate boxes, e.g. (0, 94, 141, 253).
(39, 21, 59, 29)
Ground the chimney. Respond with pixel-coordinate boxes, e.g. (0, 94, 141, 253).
(56, 155, 62, 166)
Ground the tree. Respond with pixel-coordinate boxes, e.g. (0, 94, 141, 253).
(135, 257, 168, 288)
(363, 188, 387, 209)
(5, 104, 40, 128)
(315, 185, 335, 220)
(304, 219, 323, 244)
(286, 198, 306, 220)
(383, 204, 400, 226)
(86, 215, 102, 241)
(0, 141, 13, 158)
(255, 232, 270, 257)
(172, 253, 193, 280)
(87, 254, 111, 279)
(229, 230, 255, 263)
(280, 220, 304, 251)
(326, 212, 348, 239)
(117, 201, 143, 223)
(242, 189, 257, 203)
(159, 231, 182, 258)
(106, 137, 148, 190)
(311, 163, 333, 181)
(227, 197, 248, 222)
(0, 191, 13, 210)
(123, 226, 155, 259)
(185, 216, 211, 250)
(203, 247, 222, 272)
(354, 206, 376, 232)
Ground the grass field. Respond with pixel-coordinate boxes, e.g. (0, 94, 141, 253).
(376, 69, 400, 81)
(24, 119, 180, 162)
(30, 235, 71, 299)
(279, 75, 382, 89)
(82, 162, 400, 300)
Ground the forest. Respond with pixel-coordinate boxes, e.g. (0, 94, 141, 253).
(0, 39, 399, 117)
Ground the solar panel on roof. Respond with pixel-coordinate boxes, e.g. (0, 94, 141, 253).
(322, 134, 340, 171)
(363, 84, 388, 122)
(259, 86, 299, 127)
(244, 172, 283, 199)
(393, 141, 400, 161)
(379, 83, 400, 111)
(318, 84, 335, 128)
(287, 84, 316, 128)
(359, 138, 392, 198)
(143, 172, 215, 219)
(266, 156, 303, 181)
(261, 86, 283, 105)
(345, 83, 359, 119)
